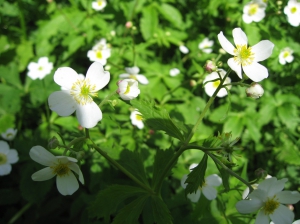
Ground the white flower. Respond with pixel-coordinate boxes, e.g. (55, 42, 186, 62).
(87, 39, 111, 65)
(119, 67, 149, 85)
(1, 128, 17, 141)
(284, 0, 300, 27)
(48, 62, 110, 129)
(29, 146, 84, 196)
(198, 38, 214, 53)
(246, 83, 264, 98)
(242, 1, 266, 24)
(181, 163, 222, 202)
(117, 79, 140, 100)
(218, 27, 274, 82)
(169, 68, 180, 77)
(0, 141, 18, 176)
(243, 175, 272, 199)
(236, 177, 300, 224)
(130, 110, 144, 129)
(203, 69, 231, 98)
(27, 57, 53, 80)
(279, 47, 294, 65)
(179, 45, 189, 54)
(92, 0, 107, 11)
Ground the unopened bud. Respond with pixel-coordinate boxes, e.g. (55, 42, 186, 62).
(255, 168, 268, 179)
(190, 79, 197, 87)
(125, 21, 133, 29)
(246, 83, 264, 99)
(48, 136, 59, 149)
(76, 151, 85, 160)
(204, 60, 217, 73)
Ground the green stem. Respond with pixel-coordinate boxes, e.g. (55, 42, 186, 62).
(183, 145, 224, 152)
(206, 151, 253, 191)
(42, 79, 51, 137)
(17, 0, 27, 40)
(8, 202, 32, 224)
(98, 92, 117, 108)
(92, 142, 156, 195)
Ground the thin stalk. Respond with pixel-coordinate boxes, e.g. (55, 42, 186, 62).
(183, 145, 224, 152)
(98, 92, 117, 108)
(8, 202, 32, 224)
(42, 79, 51, 137)
(17, 0, 27, 40)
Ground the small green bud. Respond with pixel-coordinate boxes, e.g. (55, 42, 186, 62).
(76, 151, 85, 160)
(48, 136, 59, 149)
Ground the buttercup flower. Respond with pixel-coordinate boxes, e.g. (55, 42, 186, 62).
(117, 79, 140, 100)
(48, 62, 110, 128)
(218, 28, 274, 82)
(92, 0, 107, 11)
(87, 38, 111, 65)
(236, 177, 300, 224)
(198, 37, 214, 53)
(179, 45, 189, 54)
(130, 110, 144, 129)
(284, 0, 300, 27)
(169, 68, 180, 77)
(0, 141, 18, 176)
(181, 164, 222, 202)
(1, 128, 17, 141)
(246, 83, 264, 99)
(29, 146, 84, 196)
(242, 1, 266, 24)
(27, 57, 53, 80)
(203, 69, 231, 97)
(119, 67, 149, 85)
(279, 47, 294, 65)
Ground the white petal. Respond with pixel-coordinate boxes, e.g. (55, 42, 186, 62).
(228, 58, 242, 79)
(69, 163, 84, 184)
(242, 14, 253, 24)
(7, 149, 19, 164)
(119, 74, 130, 78)
(48, 91, 77, 116)
(56, 172, 79, 195)
(242, 62, 268, 82)
(276, 191, 300, 204)
(181, 174, 188, 188)
(202, 185, 217, 200)
(54, 67, 79, 89)
(270, 204, 294, 224)
(235, 198, 263, 213)
(76, 102, 102, 128)
(252, 40, 275, 62)
(29, 146, 57, 166)
(31, 167, 56, 181)
(187, 190, 201, 202)
(293, 220, 300, 224)
(217, 31, 235, 55)
(255, 210, 270, 224)
(249, 189, 267, 201)
(0, 164, 12, 175)
(85, 62, 110, 90)
(257, 177, 277, 192)
(206, 174, 222, 186)
(242, 187, 250, 199)
(0, 141, 10, 153)
(232, 28, 248, 46)
(136, 75, 149, 85)
(125, 66, 140, 74)
(267, 178, 288, 197)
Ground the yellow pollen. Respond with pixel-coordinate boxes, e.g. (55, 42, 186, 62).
(283, 51, 290, 58)
(234, 44, 254, 66)
(248, 4, 258, 15)
(70, 78, 98, 105)
(97, 0, 103, 6)
(124, 84, 130, 94)
(96, 50, 103, 59)
(135, 114, 143, 121)
(213, 80, 220, 88)
(0, 153, 7, 165)
(51, 162, 70, 177)
(291, 7, 297, 14)
(262, 196, 280, 215)
(38, 66, 43, 71)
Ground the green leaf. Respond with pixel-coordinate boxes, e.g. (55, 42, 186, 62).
(223, 114, 244, 138)
(277, 103, 299, 130)
(214, 163, 230, 192)
(245, 117, 261, 143)
(151, 196, 173, 224)
(0, 114, 15, 133)
(16, 40, 34, 72)
(130, 99, 185, 141)
(118, 149, 149, 185)
(0, 62, 22, 88)
(88, 185, 147, 221)
(0, 84, 22, 114)
(140, 5, 158, 40)
(156, 3, 183, 29)
(184, 154, 208, 195)
(112, 194, 149, 224)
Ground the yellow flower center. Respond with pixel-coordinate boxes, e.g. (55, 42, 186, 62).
(248, 4, 258, 16)
(135, 114, 143, 121)
(262, 196, 280, 215)
(38, 66, 44, 71)
(213, 80, 220, 88)
(96, 50, 103, 59)
(129, 75, 137, 80)
(124, 84, 130, 94)
(97, 0, 103, 6)
(70, 78, 98, 105)
(291, 7, 297, 14)
(0, 153, 7, 165)
(234, 44, 254, 66)
(283, 51, 290, 58)
(51, 161, 70, 177)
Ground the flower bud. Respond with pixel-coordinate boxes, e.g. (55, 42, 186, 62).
(48, 136, 59, 149)
(76, 151, 85, 160)
(255, 168, 268, 179)
(1, 128, 17, 141)
(125, 21, 133, 29)
(204, 60, 217, 73)
(190, 79, 197, 87)
(117, 79, 140, 100)
(246, 83, 264, 99)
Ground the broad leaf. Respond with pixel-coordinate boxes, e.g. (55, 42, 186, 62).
(151, 196, 173, 224)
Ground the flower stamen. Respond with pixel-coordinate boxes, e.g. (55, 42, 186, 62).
(262, 195, 280, 215)
(70, 78, 98, 105)
(0, 153, 7, 165)
(234, 44, 254, 66)
(51, 162, 70, 177)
